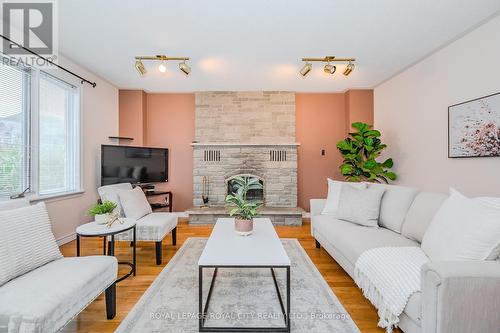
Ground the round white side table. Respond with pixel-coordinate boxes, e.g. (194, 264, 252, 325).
(76, 218, 137, 283)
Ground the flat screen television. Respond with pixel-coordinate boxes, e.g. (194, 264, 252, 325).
(101, 145, 168, 186)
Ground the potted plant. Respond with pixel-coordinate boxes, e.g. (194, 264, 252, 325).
(337, 122, 397, 183)
(225, 176, 263, 235)
(88, 201, 117, 224)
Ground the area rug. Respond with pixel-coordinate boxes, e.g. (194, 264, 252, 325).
(116, 238, 360, 333)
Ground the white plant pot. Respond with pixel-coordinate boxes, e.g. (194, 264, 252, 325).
(95, 213, 110, 225)
(234, 218, 253, 236)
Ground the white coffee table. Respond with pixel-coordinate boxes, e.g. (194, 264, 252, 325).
(198, 218, 291, 332)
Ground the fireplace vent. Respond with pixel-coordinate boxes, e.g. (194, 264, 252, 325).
(204, 149, 221, 162)
(270, 150, 287, 162)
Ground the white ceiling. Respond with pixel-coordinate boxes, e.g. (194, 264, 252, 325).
(58, 0, 500, 92)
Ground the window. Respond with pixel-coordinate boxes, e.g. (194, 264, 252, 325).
(38, 72, 80, 195)
(0, 55, 81, 198)
(0, 61, 30, 196)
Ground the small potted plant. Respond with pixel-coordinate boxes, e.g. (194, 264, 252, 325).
(225, 176, 263, 236)
(88, 201, 117, 224)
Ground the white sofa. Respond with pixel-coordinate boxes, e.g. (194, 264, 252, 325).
(98, 183, 178, 264)
(0, 199, 118, 333)
(311, 183, 500, 333)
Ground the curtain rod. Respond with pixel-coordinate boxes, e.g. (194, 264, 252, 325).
(0, 34, 97, 88)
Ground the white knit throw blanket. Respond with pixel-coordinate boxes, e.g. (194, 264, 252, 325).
(354, 247, 429, 333)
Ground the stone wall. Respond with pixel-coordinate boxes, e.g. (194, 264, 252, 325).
(195, 91, 295, 143)
(193, 91, 298, 209)
(193, 145, 297, 207)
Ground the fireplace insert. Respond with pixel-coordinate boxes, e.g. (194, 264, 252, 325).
(226, 174, 264, 203)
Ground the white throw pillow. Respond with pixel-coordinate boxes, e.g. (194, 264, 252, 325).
(421, 188, 500, 261)
(0, 202, 63, 286)
(336, 185, 385, 227)
(98, 183, 133, 217)
(321, 179, 367, 216)
(118, 187, 152, 220)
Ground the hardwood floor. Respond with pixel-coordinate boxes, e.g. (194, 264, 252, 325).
(60, 219, 396, 333)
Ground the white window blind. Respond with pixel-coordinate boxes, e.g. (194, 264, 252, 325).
(38, 72, 80, 195)
(0, 54, 81, 199)
(0, 60, 31, 197)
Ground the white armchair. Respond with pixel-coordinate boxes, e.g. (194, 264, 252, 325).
(97, 183, 178, 264)
(0, 199, 117, 333)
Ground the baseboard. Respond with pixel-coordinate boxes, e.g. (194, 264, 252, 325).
(57, 232, 76, 246)
(175, 211, 189, 218)
(178, 211, 307, 219)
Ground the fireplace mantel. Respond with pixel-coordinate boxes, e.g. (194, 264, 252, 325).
(191, 142, 300, 147)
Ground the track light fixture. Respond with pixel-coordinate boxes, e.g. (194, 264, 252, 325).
(324, 63, 336, 75)
(135, 59, 146, 75)
(300, 56, 355, 77)
(299, 62, 312, 77)
(179, 60, 191, 75)
(134, 55, 191, 76)
(343, 61, 355, 76)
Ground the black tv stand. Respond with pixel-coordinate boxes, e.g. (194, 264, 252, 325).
(144, 191, 173, 212)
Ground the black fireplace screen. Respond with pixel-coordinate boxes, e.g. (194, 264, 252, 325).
(226, 176, 264, 203)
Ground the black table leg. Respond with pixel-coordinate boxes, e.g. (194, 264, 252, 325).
(103, 237, 107, 255)
(286, 266, 291, 332)
(76, 235, 80, 257)
(199, 266, 288, 332)
(133, 226, 136, 276)
(109, 235, 115, 256)
(199, 266, 203, 331)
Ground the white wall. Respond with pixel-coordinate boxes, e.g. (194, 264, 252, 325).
(374, 14, 500, 196)
(42, 56, 119, 242)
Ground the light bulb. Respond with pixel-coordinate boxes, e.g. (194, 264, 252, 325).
(158, 63, 167, 73)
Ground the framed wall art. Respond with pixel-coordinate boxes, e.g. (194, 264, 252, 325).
(448, 92, 500, 158)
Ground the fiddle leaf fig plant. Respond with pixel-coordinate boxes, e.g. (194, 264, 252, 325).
(337, 122, 397, 183)
(225, 176, 263, 220)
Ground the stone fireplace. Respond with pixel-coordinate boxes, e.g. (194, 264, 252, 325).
(192, 144, 298, 207)
(187, 91, 303, 225)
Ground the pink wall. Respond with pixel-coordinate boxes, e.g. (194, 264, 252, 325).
(146, 94, 195, 211)
(119, 90, 146, 145)
(119, 91, 373, 212)
(345, 89, 374, 129)
(296, 93, 347, 211)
